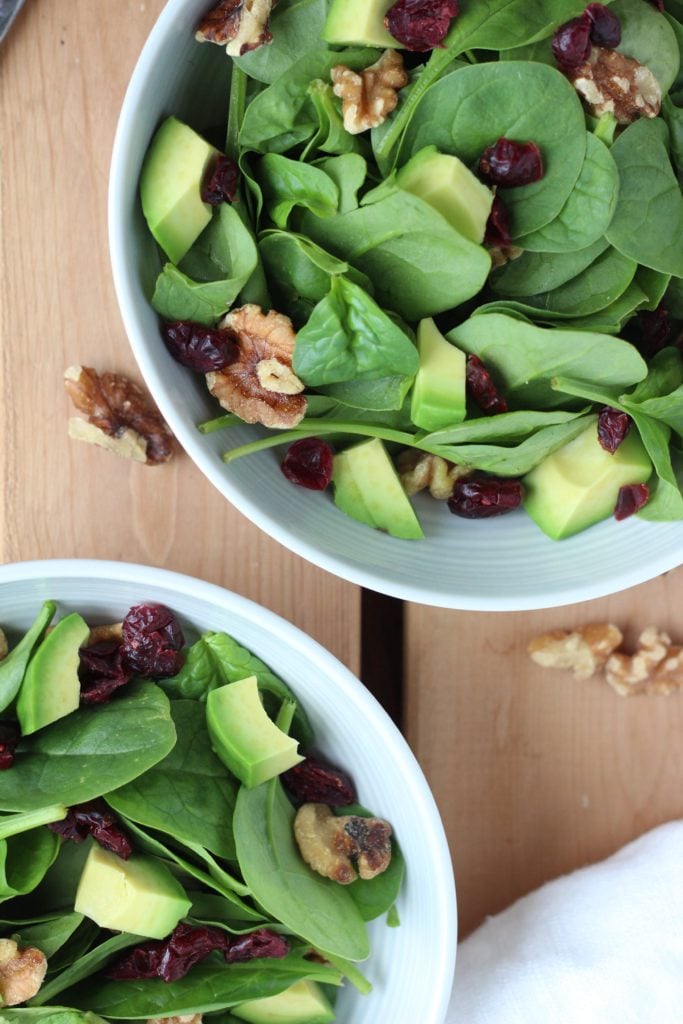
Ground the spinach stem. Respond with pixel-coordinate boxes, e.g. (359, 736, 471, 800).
(198, 414, 242, 435)
(0, 804, 67, 841)
(226, 67, 248, 161)
(221, 421, 420, 463)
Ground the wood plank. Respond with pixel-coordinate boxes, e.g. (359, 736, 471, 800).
(406, 566, 683, 938)
(0, 0, 360, 674)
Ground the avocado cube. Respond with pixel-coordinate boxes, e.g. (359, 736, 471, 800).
(323, 0, 398, 47)
(332, 438, 424, 540)
(16, 612, 89, 736)
(397, 146, 494, 244)
(411, 318, 467, 432)
(232, 980, 335, 1024)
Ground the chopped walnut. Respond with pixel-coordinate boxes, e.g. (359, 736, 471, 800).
(206, 305, 307, 429)
(606, 627, 683, 697)
(568, 46, 661, 124)
(0, 629, 7, 662)
(64, 366, 175, 466)
(0, 939, 47, 1006)
(331, 50, 408, 135)
(148, 1016, 202, 1024)
(488, 244, 524, 271)
(294, 803, 392, 885)
(87, 622, 123, 646)
(195, 0, 274, 56)
(398, 451, 471, 500)
(528, 624, 623, 680)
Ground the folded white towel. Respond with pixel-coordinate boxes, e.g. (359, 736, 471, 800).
(448, 822, 683, 1024)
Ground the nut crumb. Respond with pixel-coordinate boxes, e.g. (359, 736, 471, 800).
(331, 50, 408, 135)
(195, 0, 274, 56)
(87, 623, 123, 646)
(398, 451, 471, 500)
(568, 46, 661, 123)
(149, 1016, 202, 1024)
(0, 939, 47, 1006)
(294, 803, 392, 884)
(528, 624, 623, 680)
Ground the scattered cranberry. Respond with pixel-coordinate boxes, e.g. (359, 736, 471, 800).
(478, 138, 544, 188)
(282, 758, 356, 807)
(466, 355, 508, 416)
(0, 724, 20, 771)
(48, 800, 133, 860)
(597, 407, 631, 454)
(281, 438, 334, 491)
(161, 322, 239, 374)
(552, 14, 592, 71)
(585, 4, 621, 47)
(614, 483, 650, 521)
(484, 194, 513, 249)
(448, 478, 524, 518)
(121, 604, 184, 680)
(108, 925, 289, 983)
(384, 0, 459, 51)
(79, 640, 133, 705)
(201, 154, 240, 206)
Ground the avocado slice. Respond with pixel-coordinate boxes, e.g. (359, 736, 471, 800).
(140, 116, 219, 265)
(16, 612, 89, 736)
(232, 980, 335, 1024)
(332, 438, 424, 540)
(323, 0, 397, 47)
(397, 146, 494, 244)
(410, 318, 466, 432)
(74, 844, 191, 939)
(523, 421, 653, 540)
(206, 677, 304, 789)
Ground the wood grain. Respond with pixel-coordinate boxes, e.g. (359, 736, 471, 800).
(0, 0, 360, 674)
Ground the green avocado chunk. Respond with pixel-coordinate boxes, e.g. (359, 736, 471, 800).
(411, 318, 467, 432)
(323, 0, 397, 47)
(206, 676, 304, 789)
(140, 116, 219, 265)
(16, 612, 89, 736)
(74, 844, 191, 940)
(332, 438, 424, 540)
(397, 146, 494, 244)
(523, 422, 652, 540)
(232, 980, 335, 1024)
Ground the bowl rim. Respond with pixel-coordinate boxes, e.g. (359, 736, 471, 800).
(108, 0, 683, 611)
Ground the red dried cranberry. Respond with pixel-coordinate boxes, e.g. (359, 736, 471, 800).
(281, 758, 356, 807)
(79, 640, 133, 705)
(466, 355, 508, 416)
(552, 14, 592, 71)
(224, 929, 290, 964)
(48, 800, 133, 860)
(385, 0, 459, 51)
(121, 604, 184, 680)
(201, 154, 240, 205)
(281, 438, 334, 491)
(479, 138, 544, 188)
(484, 194, 513, 249)
(597, 407, 631, 454)
(585, 4, 621, 47)
(161, 322, 239, 373)
(614, 483, 650, 521)
(0, 723, 20, 771)
(448, 478, 524, 518)
(638, 306, 672, 359)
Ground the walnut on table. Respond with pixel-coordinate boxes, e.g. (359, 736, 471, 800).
(331, 50, 408, 135)
(195, 0, 274, 56)
(568, 46, 661, 124)
(398, 451, 471, 500)
(528, 624, 623, 681)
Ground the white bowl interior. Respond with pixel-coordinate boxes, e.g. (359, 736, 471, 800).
(109, 0, 683, 610)
(0, 559, 456, 1024)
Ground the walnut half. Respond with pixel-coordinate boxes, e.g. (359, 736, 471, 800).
(196, 0, 275, 57)
(294, 803, 393, 885)
(0, 939, 47, 1006)
(568, 46, 661, 124)
(606, 627, 683, 697)
(331, 50, 408, 135)
(528, 624, 623, 680)
(398, 451, 471, 500)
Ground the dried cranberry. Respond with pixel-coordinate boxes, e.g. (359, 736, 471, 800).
(201, 154, 240, 206)
(585, 4, 621, 47)
(448, 478, 524, 518)
(79, 640, 133, 705)
(597, 407, 631, 454)
(224, 929, 290, 964)
(614, 483, 650, 521)
(466, 355, 508, 416)
(0, 723, 20, 771)
(552, 14, 592, 70)
(161, 322, 239, 373)
(48, 800, 133, 860)
(385, 0, 459, 51)
(639, 306, 672, 359)
(281, 438, 334, 491)
(479, 138, 544, 188)
(484, 194, 513, 249)
(282, 758, 356, 807)
(121, 604, 184, 680)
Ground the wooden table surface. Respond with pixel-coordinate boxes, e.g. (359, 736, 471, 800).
(2, 0, 682, 943)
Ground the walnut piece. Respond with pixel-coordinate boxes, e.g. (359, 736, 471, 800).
(195, 0, 274, 56)
(331, 50, 408, 135)
(64, 366, 175, 466)
(294, 803, 392, 885)
(568, 46, 661, 124)
(605, 627, 683, 697)
(206, 305, 307, 429)
(0, 939, 47, 1006)
(148, 1016, 203, 1024)
(87, 623, 123, 646)
(528, 624, 623, 680)
(398, 451, 471, 500)
(0, 629, 7, 662)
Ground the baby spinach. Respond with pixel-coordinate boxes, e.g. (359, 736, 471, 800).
(0, 830, 60, 901)
(567, 279, 649, 334)
(0, 601, 55, 714)
(421, 408, 589, 446)
(626, 413, 683, 520)
(621, 348, 683, 437)
(0, 1011, 106, 1024)
(612, 0, 680, 94)
(635, 267, 672, 310)
(490, 238, 609, 297)
(318, 154, 368, 213)
(8, 913, 84, 960)
(257, 154, 339, 228)
(30, 934, 142, 1007)
(319, 374, 414, 412)
(303, 82, 367, 160)
(233, 0, 329, 84)
(511, 248, 637, 318)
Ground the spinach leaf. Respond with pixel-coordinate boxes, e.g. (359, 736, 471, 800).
(665, 275, 683, 317)
(0, 830, 60, 901)
(635, 267, 672, 311)
(662, 96, 683, 182)
(30, 933, 142, 1007)
(511, 247, 637, 318)
(422, 408, 590, 446)
(45, 920, 101, 976)
(398, 62, 587, 238)
(0, 602, 55, 714)
(0, 1011, 106, 1024)
(567, 280, 648, 334)
(106, 701, 237, 862)
(627, 413, 683, 520)
(621, 348, 683, 437)
(10, 838, 91, 918)
(612, 0, 680, 94)
(188, 892, 283, 934)
(233, 0, 328, 84)
(303, 82, 368, 160)
(293, 276, 419, 387)
(490, 237, 609, 297)
(233, 780, 370, 961)
(0, 806, 66, 841)
(8, 912, 84, 959)
(257, 154, 339, 228)
(317, 154, 368, 213)
(605, 118, 683, 277)
(318, 376, 415, 413)
(0, 682, 176, 811)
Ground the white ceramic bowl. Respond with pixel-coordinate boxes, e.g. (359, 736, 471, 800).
(0, 559, 456, 1023)
(108, 1, 683, 610)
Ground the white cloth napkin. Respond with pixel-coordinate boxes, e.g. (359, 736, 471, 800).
(447, 822, 683, 1024)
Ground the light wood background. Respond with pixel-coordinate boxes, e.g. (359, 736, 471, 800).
(2, 0, 682, 944)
